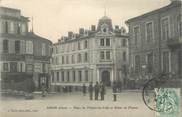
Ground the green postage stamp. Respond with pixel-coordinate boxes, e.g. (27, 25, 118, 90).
(155, 88, 181, 117)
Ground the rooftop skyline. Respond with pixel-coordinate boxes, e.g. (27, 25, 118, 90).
(1, 0, 170, 43)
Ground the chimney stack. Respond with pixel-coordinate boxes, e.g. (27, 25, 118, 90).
(79, 28, 84, 35)
(68, 31, 73, 39)
(91, 25, 96, 31)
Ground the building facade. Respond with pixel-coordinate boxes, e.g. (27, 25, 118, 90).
(126, 1, 182, 88)
(0, 7, 52, 92)
(51, 16, 128, 91)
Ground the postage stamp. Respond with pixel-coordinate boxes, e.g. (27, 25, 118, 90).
(155, 88, 180, 117)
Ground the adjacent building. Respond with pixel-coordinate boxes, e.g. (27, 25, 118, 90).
(0, 7, 52, 91)
(51, 16, 128, 91)
(126, 1, 182, 88)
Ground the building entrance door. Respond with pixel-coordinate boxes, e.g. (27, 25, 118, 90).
(101, 71, 111, 86)
(38, 74, 48, 90)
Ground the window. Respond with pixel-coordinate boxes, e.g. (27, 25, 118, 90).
(161, 17, 169, 40)
(122, 39, 127, 47)
(21, 23, 26, 34)
(42, 43, 46, 56)
(3, 63, 8, 72)
(100, 38, 104, 46)
(55, 57, 58, 64)
(84, 52, 88, 62)
(84, 40, 88, 49)
(78, 41, 81, 50)
(123, 51, 126, 61)
(26, 41, 33, 54)
(103, 28, 107, 32)
(122, 65, 127, 76)
(162, 52, 170, 73)
(19, 62, 24, 72)
(71, 43, 75, 51)
(72, 55, 75, 64)
(52, 72, 54, 82)
(62, 56, 65, 64)
(66, 56, 69, 64)
(17, 23, 21, 34)
(100, 51, 105, 60)
(146, 53, 153, 73)
(15, 40, 20, 53)
(85, 70, 88, 82)
(134, 26, 140, 45)
(177, 15, 182, 36)
(106, 38, 110, 46)
(67, 71, 70, 82)
(79, 71, 82, 82)
(78, 54, 82, 63)
(5, 21, 8, 33)
(146, 22, 153, 42)
(61, 71, 65, 82)
(42, 63, 47, 73)
(10, 62, 17, 72)
(106, 51, 110, 60)
(135, 55, 140, 73)
(10, 22, 14, 33)
(73, 71, 76, 82)
(3, 40, 8, 53)
(57, 72, 59, 82)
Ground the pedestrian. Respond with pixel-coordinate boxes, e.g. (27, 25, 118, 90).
(41, 83, 46, 97)
(100, 82, 105, 101)
(88, 82, 93, 100)
(112, 81, 117, 101)
(118, 81, 122, 92)
(82, 84, 86, 96)
(94, 82, 99, 100)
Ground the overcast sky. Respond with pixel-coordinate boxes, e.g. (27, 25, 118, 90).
(1, 0, 170, 42)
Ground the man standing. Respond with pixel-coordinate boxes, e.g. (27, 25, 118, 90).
(41, 83, 46, 97)
(112, 81, 117, 101)
(100, 82, 105, 101)
(82, 84, 86, 96)
(88, 82, 93, 100)
(94, 82, 99, 100)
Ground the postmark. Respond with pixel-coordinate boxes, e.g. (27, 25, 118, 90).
(142, 73, 181, 117)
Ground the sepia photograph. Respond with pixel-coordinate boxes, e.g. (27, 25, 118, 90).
(0, 0, 181, 117)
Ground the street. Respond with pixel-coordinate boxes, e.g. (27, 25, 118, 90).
(0, 89, 157, 117)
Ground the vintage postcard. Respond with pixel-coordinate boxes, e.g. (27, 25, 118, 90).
(0, 0, 182, 117)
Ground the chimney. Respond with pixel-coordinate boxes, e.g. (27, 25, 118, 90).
(91, 25, 96, 31)
(68, 31, 73, 39)
(79, 28, 84, 35)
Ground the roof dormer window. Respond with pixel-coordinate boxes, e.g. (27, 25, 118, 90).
(101, 24, 109, 33)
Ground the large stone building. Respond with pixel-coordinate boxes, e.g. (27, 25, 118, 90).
(51, 16, 128, 91)
(0, 7, 52, 91)
(126, 1, 182, 88)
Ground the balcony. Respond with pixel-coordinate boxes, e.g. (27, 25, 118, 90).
(167, 36, 182, 49)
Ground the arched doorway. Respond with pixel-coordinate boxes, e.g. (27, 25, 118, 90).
(101, 70, 111, 86)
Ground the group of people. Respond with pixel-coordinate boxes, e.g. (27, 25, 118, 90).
(82, 82, 105, 101)
(83, 81, 122, 101)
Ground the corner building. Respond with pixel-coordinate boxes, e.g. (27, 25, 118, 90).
(126, 1, 182, 88)
(0, 7, 52, 91)
(51, 16, 128, 91)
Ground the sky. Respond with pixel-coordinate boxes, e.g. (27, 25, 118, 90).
(1, 0, 170, 43)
